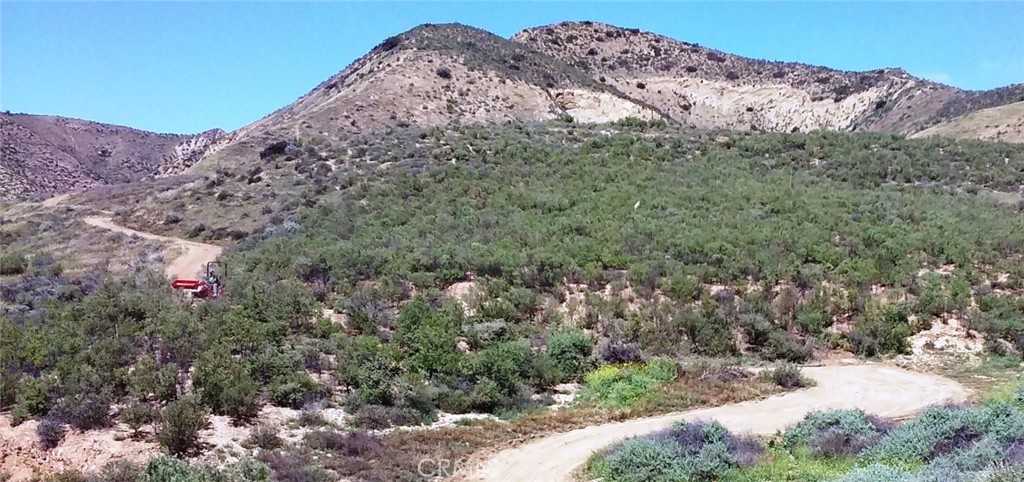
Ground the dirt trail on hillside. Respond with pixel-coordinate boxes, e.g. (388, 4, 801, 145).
(39, 193, 71, 207)
(82, 216, 222, 279)
(456, 363, 969, 482)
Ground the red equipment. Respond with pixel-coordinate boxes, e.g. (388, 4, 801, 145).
(171, 261, 224, 300)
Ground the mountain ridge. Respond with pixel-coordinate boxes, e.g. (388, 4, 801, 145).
(3, 21, 1023, 201)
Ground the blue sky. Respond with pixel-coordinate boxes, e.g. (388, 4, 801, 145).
(3, 1, 1023, 134)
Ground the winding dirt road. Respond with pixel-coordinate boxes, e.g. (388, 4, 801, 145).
(456, 363, 970, 482)
(82, 216, 222, 279)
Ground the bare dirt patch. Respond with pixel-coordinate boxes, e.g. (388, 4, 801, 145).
(0, 416, 158, 481)
(82, 216, 222, 279)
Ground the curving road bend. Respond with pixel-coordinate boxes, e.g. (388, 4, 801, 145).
(454, 363, 970, 482)
(82, 216, 222, 280)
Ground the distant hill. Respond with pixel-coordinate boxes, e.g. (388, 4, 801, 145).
(195, 23, 663, 170)
(4, 21, 1023, 201)
(0, 113, 224, 201)
(199, 21, 1024, 173)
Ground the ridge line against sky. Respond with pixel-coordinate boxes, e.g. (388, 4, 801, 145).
(2, 1, 1023, 134)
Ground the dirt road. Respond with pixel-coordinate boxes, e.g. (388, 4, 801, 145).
(456, 363, 970, 482)
(82, 216, 222, 280)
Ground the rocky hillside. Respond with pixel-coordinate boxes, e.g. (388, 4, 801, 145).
(511, 21, 973, 134)
(196, 23, 663, 169)
(0, 113, 225, 201)
(199, 21, 1023, 172)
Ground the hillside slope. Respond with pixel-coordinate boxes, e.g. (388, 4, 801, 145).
(512, 22, 967, 134)
(196, 23, 661, 170)
(0, 113, 224, 201)
(910, 100, 1024, 143)
(201, 21, 1023, 171)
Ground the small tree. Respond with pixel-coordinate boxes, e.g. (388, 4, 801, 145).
(121, 401, 157, 437)
(156, 396, 208, 457)
(192, 346, 259, 421)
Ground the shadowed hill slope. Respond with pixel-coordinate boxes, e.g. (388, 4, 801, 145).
(0, 113, 224, 201)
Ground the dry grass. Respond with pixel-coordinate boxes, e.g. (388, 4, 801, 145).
(0, 205, 169, 277)
(893, 352, 1021, 403)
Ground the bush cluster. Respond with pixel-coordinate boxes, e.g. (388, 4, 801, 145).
(578, 360, 678, 408)
(592, 421, 763, 482)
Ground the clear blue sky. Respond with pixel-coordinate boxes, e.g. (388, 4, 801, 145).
(3, 1, 1023, 134)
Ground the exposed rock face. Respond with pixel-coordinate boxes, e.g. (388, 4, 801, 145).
(511, 21, 974, 134)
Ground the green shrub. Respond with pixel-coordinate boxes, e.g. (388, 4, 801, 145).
(395, 295, 463, 376)
(139, 455, 271, 482)
(42, 471, 86, 482)
(579, 360, 678, 408)
(469, 377, 506, 412)
(763, 363, 809, 389)
(595, 437, 688, 482)
(128, 357, 179, 403)
(339, 336, 400, 406)
(92, 460, 142, 482)
(465, 340, 535, 397)
(676, 306, 737, 356)
(546, 329, 593, 382)
(833, 463, 912, 482)
(661, 274, 703, 302)
(221, 458, 272, 482)
(765, 331, 814, 363)
(781, 409, 891, 456)
(268, 373, 325, 409)
(0, 251, 27, 276)
(140, 455, 198, 481)
(593, 421, 764, 482)
(192, 347, 260, 420)
(245, 424, 283, 450)
(121, 401, 158, 435)
(865, 405, 979, 464)
(848, 303, 911, 356)
(156, 396, 208, 457)
(981, 463, 1024, 482)
(15, 375, 53, 418)
(350, 404, 419, 429)
(52, 390, 112, 430)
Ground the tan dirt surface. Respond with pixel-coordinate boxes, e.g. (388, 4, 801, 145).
(911, 100, 1024, 143)
(39, 193, 70, 208)
(455, 363, 970, 482)
(0, 416, 158, 481)
(82, 216, 222, 279)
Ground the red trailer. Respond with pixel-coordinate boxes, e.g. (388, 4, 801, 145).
(171, 261, 224, 300)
